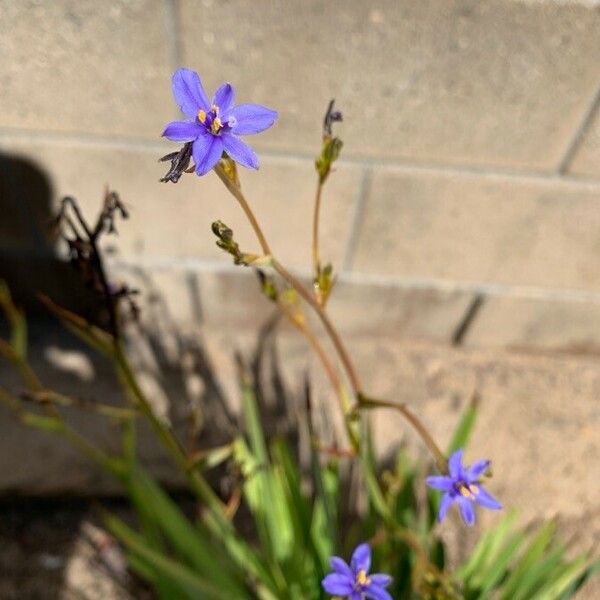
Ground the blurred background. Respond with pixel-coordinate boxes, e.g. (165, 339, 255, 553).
(0, 0, 599, 597)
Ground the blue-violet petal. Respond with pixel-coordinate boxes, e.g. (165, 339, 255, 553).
(228, 104, 278, 135)
(172, 68, 210, 117)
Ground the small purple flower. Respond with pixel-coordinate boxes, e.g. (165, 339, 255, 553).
(162, 68, 277, 176)
(322, 543, 392, 600)
(426, 449, 502, 526)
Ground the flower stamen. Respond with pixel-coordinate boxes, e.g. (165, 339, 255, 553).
(458, 483, 479, 499)
(211, 116, 223, 134)
(356, 570, 371, 587)
(197, 109, 207, 123)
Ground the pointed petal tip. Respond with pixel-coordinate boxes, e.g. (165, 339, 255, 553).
(350, 542, 372, 574)
(458, 498, 476, 526)
(426, 475, 453, 492)
(171, 68, 210, 116)
(448, 448, 465, 478)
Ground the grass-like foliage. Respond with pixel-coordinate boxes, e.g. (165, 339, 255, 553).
(0, 68, 597, 598)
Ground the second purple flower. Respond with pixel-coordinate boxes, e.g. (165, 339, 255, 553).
(426, 449, 502, 526)
(162, 68, 277, 176)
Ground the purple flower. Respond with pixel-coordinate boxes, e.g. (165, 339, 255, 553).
(162, 68, 277, 176)
(426, 449, 502, 526)
(322, 543, 392, 600)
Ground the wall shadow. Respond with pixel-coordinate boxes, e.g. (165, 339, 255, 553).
(0, 152, 96, 315)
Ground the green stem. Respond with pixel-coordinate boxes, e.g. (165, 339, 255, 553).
(311, 181, 324, 280)
(1, 386, 123, 478)
(113, 341, 225, 513)
(0, 339, 44, 391)
(25, 390, 137, 420)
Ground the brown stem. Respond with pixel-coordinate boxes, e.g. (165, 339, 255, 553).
(214, 164, 271, 256)
(280, 307, 341, 396)
(212, 166, 444, 463)
(357, 395, 447, 473)
(277, 302, 358, 450)
(214, 166, 362, 395)
(272, 259, 362, 394)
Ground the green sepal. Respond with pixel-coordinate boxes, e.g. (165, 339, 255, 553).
(315, 136, 343, 183)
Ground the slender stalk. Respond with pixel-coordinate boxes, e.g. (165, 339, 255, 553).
(214, 165, 362, 394)
(0, 386, 123, 477)
(214, 165, 271, 255)
(0, 339, 44, 391)
(212, 166, 446, 468)
(356, 394, 447, 473)
(311, 181, 324, 278)
(277, 302, 359, 451)
(24, 390, 137, 420)
(279, 305, 340, 396)
(113, 341, 225, 513)
(59, 420, 125, 476)
(271, 259, 362, 394)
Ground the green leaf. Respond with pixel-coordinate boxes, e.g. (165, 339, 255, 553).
(235, 383, 290, 595)
(309, 444, 338, 559)
(511, 547, 566, 600)
(126, 468, 246, 597)
(240, 382, 281, 559)
(127, 553, 198, 600)
(188, 442, 235, 471)
(272, 438, 326, 587)
(448, 394, 478, 454)
(473, 530, 526, 596)
(361, 425, 393, 525)
(457, 512, 518, 581)
(535, 555, 589, 600)
(557, 558, 600, 599)
(499, 520, 556, 600)
(105, 513, 230, 600)
(201, 509, 281, 600)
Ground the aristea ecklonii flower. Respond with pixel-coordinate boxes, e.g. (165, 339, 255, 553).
(162, 68, 277, 176)
(426, 448, 502, 526)
(322, 542, 392, 600)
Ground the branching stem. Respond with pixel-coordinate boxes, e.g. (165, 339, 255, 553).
(213, 165, 446, 468)
(356, 394, 447, 473)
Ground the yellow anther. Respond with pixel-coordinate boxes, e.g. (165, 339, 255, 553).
(197, 109, 206, 123)
(211, 117, 223, 134)
(459, 484, 475, 499)
(356, 570, 371, 586)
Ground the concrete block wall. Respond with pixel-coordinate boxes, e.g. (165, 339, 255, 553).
(1, 5, 600, 565)
(1, 0, 600, 355)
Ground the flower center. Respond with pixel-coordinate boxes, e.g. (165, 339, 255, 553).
(458, 483, 479, 499)
(356, 570, 370, 587)
(197, 105, 224, 135)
